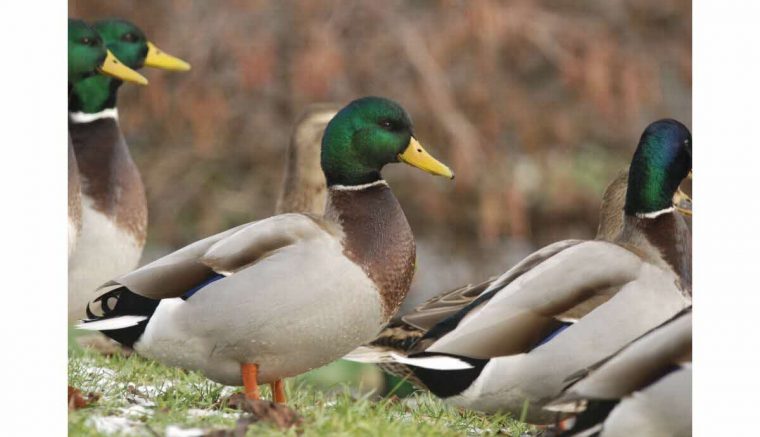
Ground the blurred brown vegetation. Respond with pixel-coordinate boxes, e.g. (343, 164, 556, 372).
(69, 0, 690, 293)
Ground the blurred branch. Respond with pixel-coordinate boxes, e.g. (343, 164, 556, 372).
(71, 0, 691, 249)
(396, 23, 483, 188)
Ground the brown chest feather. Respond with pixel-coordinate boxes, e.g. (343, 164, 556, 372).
(327, 184, 416, 319)
(622, 213, 692, 289)
(69, 117, 147, 245)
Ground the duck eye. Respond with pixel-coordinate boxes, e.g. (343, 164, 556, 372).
(379, 120, 394, 130)
(80, 37, 92, 45)
(121, 33, 137, 42)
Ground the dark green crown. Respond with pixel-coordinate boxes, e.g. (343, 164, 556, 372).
(625, 119, 692, 215)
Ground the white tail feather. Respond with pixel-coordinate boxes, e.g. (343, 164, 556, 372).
(76, 315, 147, 331)
(343, 346, 398, 364)
(389, 352, 474, 370)
(544, 398, 588, 413)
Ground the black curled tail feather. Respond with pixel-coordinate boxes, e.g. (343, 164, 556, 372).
(83, 286, 161, 348)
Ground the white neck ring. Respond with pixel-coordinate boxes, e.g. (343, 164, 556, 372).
(69, 108, 119, 124)
(636, 206, 675, 219)
(330, 180, 388, 191)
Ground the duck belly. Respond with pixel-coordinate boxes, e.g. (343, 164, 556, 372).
(68, 198, 143, 323)
(135, 240, 386, 386)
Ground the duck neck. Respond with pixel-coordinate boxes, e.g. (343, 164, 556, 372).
(69, 75, 122, 115)
(621, 211, 691, 288)
(276, 141, 327, 215)
(68, 111, 146, 242)
(325, 180, 416, 319)
(68, 73, 131, 204)
(595, 170, 628, 241)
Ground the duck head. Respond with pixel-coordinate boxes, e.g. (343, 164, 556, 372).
(68, 19, 147, 86)
(93, 18, 191, 72)
(321, 96, 454, 186)
(625, 119, 692, 218)
(70, 19, 189, 114)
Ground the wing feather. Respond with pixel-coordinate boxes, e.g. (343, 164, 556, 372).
(105, 214, 330, 300)
(424, 241, 644, 358)
(549, 309, 691, 411)
(401, 239, 584, 333)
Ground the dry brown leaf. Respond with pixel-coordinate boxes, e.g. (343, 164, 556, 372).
(68, 385, 100, 411)
(210, 393, 302, 432)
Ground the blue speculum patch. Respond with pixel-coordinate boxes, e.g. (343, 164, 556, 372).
(532, 321, 573, 349)
(181, 272, 226, 300)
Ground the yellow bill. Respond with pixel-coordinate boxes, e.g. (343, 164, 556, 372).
(673, 170, 692, 215)
(98, 50, 148, 85)
(398, 137, 454, 179)
(144, 41, 191, 71)
(673, 188, 692, 216)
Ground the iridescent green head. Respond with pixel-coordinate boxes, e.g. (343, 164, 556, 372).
(93, 18, 190, 71)
(68, 19, 107, 83)
(321, 97, 454, 186)
(625, 119, 692, 216)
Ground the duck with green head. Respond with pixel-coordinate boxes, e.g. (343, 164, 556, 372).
(78, 97, 453, 404)
(346, 119, 692, 423)
(68, 19, 190, 324)
(68, 19, 147, 258)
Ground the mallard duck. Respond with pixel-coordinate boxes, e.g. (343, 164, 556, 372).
(78, 97, 454, 404)
(68, 19, 148, 257)
(347, 170, 692, 390)
(346, 119, 691, 423)
(276, 103, 341, 215)
(68, 19, 190, 323)
(546, 308, 691, 437)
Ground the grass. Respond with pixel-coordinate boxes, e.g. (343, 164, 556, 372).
(68, 332, 534, 436)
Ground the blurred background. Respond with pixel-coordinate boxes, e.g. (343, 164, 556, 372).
(69, 0, 690, 314)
